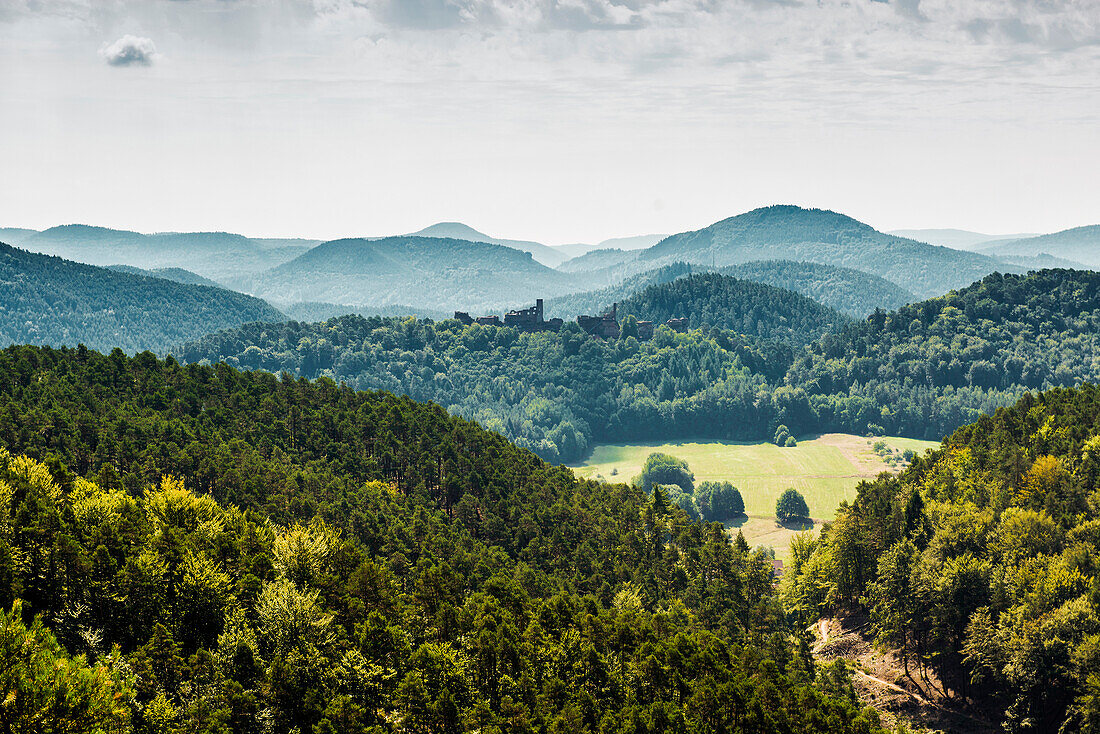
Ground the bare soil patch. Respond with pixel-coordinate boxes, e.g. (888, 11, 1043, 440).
(812, 611, 998, 734)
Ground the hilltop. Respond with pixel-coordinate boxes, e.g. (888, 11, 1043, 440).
(0, 241, 283, 353)
(248, 235, 578, 312)
(613, 272, 850, 346)
(638, 205, 1019, 297)
(407, 221, 568, 267)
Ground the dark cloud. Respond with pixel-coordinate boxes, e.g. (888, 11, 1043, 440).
(100, 35, 158, 66)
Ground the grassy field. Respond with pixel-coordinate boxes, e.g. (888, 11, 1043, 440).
(571, 433, 940, 557)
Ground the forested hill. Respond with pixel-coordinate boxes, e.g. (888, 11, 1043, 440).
(0, 242, 284, 353)
(716, 260, 917, 317)
(0, 344, 886, 732)
(784, 383, 1100, 732)
(177, 268, 1100, 463)
(174, 315, 787, 463)
(638, 205, 1018, 298)
(787, 269, 1100, 439)
(246, 235, 579, 312)
(614, 272, 850, 346)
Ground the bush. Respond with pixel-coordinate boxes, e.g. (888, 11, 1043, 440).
(784, 436, 797, 447)
(776, 488, 810, 523)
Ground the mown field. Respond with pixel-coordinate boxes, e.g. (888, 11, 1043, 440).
(571, 433, 940, 556)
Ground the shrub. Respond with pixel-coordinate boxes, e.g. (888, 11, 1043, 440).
(784, 436, 797, 447)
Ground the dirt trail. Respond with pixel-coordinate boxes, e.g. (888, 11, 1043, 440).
(811, 612, 997, 734)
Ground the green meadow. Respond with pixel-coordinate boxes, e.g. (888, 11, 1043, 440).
(572, 434, 940, 554)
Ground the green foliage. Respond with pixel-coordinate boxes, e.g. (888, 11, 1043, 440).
(775, 425, 791, 446)
(776, 488, 810, 523)
(0, 345, 886, 733)
(0, 600, 134, 731)
(636, 452, 694, 493)
(695, 481, 745, 522)
(173, 314, 792, 464)
(615, 272, 849, 346)
(785, 383, 1100, 732)
(0, 242, 284, 354)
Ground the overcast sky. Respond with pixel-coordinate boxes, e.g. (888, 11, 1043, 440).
(0, 0, 1097, 243)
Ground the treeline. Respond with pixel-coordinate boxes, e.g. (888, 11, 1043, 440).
(783, 383, 1100, 732)
(0, 344, 887, 732)
(176, 270, 1100, 464)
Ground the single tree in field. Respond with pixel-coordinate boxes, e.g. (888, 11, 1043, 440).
(776, 488, 810, 523)
(637, 453, 694, 494)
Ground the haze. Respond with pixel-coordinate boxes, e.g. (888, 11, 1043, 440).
(1, 0, 1097, 243)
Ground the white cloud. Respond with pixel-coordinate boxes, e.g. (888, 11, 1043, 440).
(99, 34, 158, 66)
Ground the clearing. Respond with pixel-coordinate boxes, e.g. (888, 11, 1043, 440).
(571, 433, 939, 556)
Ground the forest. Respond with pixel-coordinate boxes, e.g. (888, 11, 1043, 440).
(783, 383, 1100, 732)
(0, 344, 888, 733)
(176, 269, 1100, 464)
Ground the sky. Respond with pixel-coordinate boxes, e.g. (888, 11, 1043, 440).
(0, 0, 1097, 244)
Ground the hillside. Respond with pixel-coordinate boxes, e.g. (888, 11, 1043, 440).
(614, 272, 850, 346)
(249, 235, 579, 312)
(717, 260, 917, 316)
(980, 225, 1100, 268)
(16, 224, 315, 283)
(784, 384, 1100, 732)
(640, 205, 1018, 297)
(0, 242, 284, 353)
(407, 221, 567, 267)
(787, 269, 1100, 438)
(0, 344, 886, 732)
(106, 264, 226, 288)
(178, 268, 1100, 465)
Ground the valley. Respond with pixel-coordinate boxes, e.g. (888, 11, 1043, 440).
(572, 434, 938, 555)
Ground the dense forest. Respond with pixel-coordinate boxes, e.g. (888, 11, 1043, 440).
(783, 383, 1100, 732)
(787, 270, 1100, 439)
(177, 269, 1100, 464)
(0, 242, 285, 354)
(174, 316, 785, 464)
(613, 273, 849, 346)
(0, 344, 888, 732)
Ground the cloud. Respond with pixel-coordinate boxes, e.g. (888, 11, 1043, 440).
(99, 34, 158, 66)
